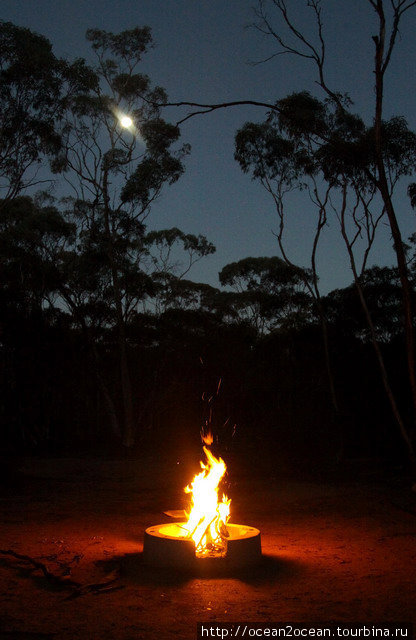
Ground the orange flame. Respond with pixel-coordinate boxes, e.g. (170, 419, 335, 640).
(183, 439, 231, 557)
(201, 429, 213, 446)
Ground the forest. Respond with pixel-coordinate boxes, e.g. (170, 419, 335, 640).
(1, 9, 416, 478)
(2, 4, 416, 638)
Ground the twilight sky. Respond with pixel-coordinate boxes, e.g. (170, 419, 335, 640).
(3, 0, 416, 292)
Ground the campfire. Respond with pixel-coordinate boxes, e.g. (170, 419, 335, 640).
(183, 432, 231, 557)
(143, 432, 261, 571)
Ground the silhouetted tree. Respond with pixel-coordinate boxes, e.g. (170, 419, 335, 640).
(325, 267, 403, 344)
(234, 97, 416, 456)
(143, 228, 215, 314)
(0, 21, 94, 205)
(158, 1, 416, 467)
(219, 256, 313, 333)
(0, 195, 74, 311)
(240, 0, 416, 464)
(53, 27, 190, 446)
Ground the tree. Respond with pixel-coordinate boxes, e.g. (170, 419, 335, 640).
(0, 195, 74, 313)
(143, 227, 215, 314)
(234, 108, 343, 417)
(52, 27, 190, 446)
(325, 267, 403, 345)
(0, 21, 93, 205)
(219, 256, 313, 334)
(234, 90, 416, 459)
(159, 1, 416, 467)
(0, 195, 77, 446)
(246, 0, 416, 464)
(369, 2, 416, 451)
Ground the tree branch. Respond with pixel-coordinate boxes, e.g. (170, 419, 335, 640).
(159, 100, 280, 126)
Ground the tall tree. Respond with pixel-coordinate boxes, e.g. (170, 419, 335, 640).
(55, 27, 190, 446)
(160, 1, 416, 466)
(234, 92, 416, 459)
(250, 0, 416, 463)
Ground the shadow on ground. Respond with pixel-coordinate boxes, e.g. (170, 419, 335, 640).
(98, 551, 301, 587)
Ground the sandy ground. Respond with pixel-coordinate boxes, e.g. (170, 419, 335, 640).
(0, 456, 416, 640)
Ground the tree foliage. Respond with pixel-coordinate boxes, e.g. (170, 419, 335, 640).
(2, 15, 416, 467)
(235, 92, 416, 192)
(0, 21, 94, 203)
(219, 256, 313, 333)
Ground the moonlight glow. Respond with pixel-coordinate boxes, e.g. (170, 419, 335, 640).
(120, 115, 133, 128)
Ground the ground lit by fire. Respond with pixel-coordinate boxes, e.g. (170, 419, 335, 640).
(1, 457, 416, 640)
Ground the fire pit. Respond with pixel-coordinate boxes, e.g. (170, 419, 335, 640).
(143, 432, 262, 571)
(143, 522, 261, 570)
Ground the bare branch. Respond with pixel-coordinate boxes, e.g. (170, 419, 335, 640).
(251, 0, 346, 109)
(248, 50, 300, 65)
(159, 99, 279, 126)
(382, 0, 416, 73)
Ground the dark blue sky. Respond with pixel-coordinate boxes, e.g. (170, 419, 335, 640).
(3, 1, 416, 292)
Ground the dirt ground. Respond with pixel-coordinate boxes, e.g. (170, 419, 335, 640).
(0, 455, 416, 640)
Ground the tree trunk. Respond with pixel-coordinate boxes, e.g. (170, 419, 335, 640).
(372, 8, 416, 468)
(103, 164, 136, 447)
(58, 286, 122, 440)
(91, 344, 121, 438)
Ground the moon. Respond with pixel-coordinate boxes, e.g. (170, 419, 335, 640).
(120, 115, 133, 128)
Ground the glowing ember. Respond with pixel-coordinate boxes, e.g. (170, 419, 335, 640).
(183, 435, 231, 558)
